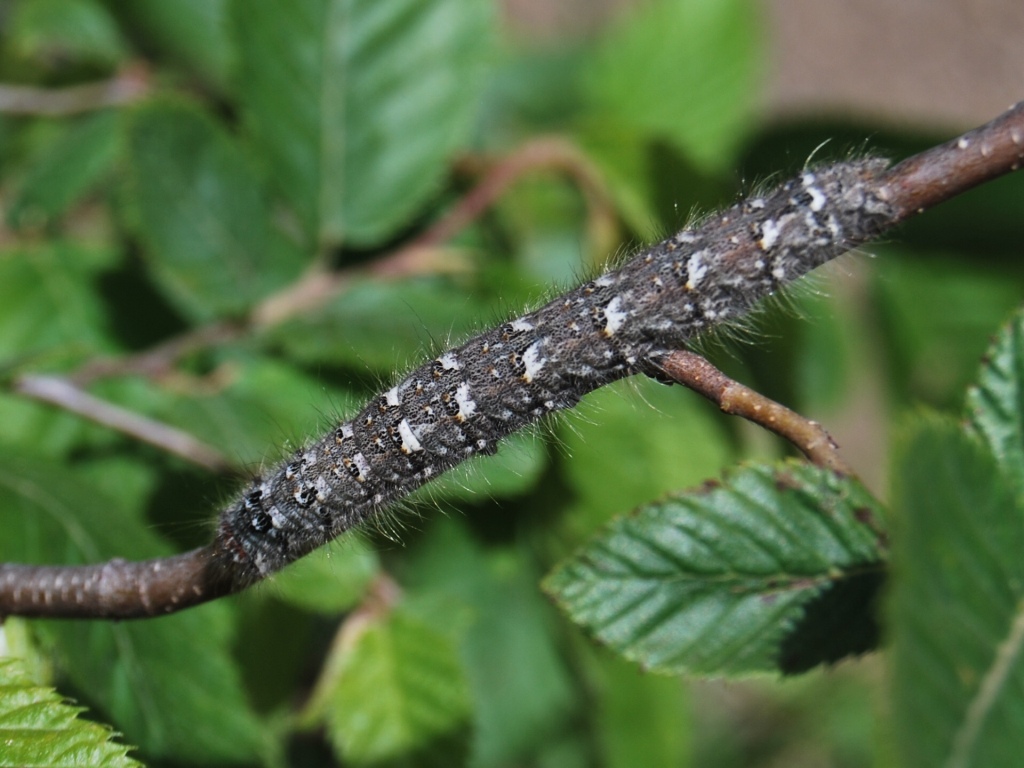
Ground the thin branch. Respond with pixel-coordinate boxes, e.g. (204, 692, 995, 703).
(883, 100, 1024, 221)
(655, 351, 853, 475)
(78, 137, 618, 376)
(2, 101, 1023, 620)
(70, 321, 243, 387)
(21, 138, 615, 464)
(13, 374, 236, 475)
(0, 65, 150, 116)
(0, 547, 229, 619)
(255, 139, 616, 326)
(413, 137, 616, 255)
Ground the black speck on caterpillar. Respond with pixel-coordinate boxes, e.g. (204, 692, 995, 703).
(213, 159, 894, 587)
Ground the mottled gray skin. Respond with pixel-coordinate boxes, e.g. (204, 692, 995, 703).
(215, 159, 893, 585)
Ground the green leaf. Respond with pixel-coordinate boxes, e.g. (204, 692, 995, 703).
(479, 43, 587, 144)
(556, 377, 732, 548)
(103, 0, 233, 88)
(0, 392, 100, 461)
(967, 307, 1024, 497)
(324, 608, 472, 765)
(69, 455, 159, 517)
(263, 276, 497, 371)
(8, 0, 128, 70)
(98, 353, 361, 466)
(403, 519, 576, 766)
(0, 619, 54, 687)
(42, 610, 270, 764)
(0, 242, 121, 457)
(545, 462, 888, 676)
(0, 454, 152, 566)
(124, 101, 306, 321)
(574, 120, 661, 239)
(874, 251, 1022, 407)
(889, 417, 1024, 768)
(426, 431, 548, 503)
(585, 648, 690, 768)
(272, 535, 380, 614)
(582, 0, 761, 173)
(0, 657, 139, 768)
(7, 111, 122, 231)
(231, 0, 494, 247)
(0, 243, 115, 365)
(0, 453, 270, 763)
(790, 285, 855, 412)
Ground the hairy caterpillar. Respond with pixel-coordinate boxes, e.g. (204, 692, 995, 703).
(214, 159, 894, 587)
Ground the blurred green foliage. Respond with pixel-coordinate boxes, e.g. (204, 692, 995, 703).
(1, 0, 1024, 766)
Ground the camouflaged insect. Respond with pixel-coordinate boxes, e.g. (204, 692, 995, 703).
(214, 159, 894, 586)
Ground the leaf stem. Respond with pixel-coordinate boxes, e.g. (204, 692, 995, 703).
(654, 350, 853, 475)
(13, 374, 236, 475)
(0, 64, 150, 116)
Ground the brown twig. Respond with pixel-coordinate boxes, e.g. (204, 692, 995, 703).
(883, 100, 1024, 221)
(76, 137, 617, 377)
(2, 101, 1023, 620)
(13, 374, 236, 475)
(0, 65, 150, 116)
(0, 547, 229, 619)
(414, 137, 616, 256)
(71, 320, 243, 387)
(15, 137, 616, 476)
(244, 140, 617, 329)
(655, 351, 853, 475)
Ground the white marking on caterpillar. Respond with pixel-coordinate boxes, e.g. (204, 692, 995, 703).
(438, 352, 460, 370)
(268, 506, 287, 529)
(314, 475, 331, 499)
(398, 419, 422, 453)
(522, 341, 546, 381)
(827, 215, 842, 238)
(353, 453, 370, 481)
(685, 251, 709, 289)
(603, 297, 629, 336)
(385, 387, 400, 406)
(454, 382, 476, 421)
(760, 219, 780, 250)
(594, 274, 615, 288)
(802, 173, 828, 211)
(510, 318, 533, 333)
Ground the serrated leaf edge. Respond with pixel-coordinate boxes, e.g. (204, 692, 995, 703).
(0, 658, 139, 766)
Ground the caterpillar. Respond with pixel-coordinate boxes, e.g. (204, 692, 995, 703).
(213, 158, 894, 587)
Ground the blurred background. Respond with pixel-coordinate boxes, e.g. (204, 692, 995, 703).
(509, 0, 1024, 126)
(0, 1, 1022, 766)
